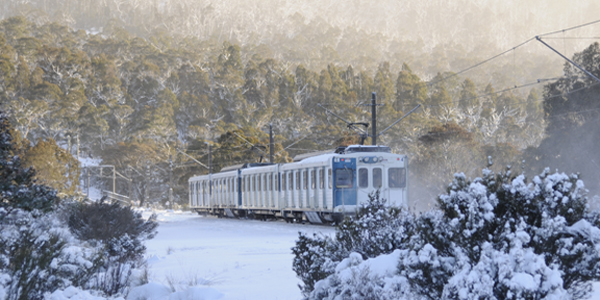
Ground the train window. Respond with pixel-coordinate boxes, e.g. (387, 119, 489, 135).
(373, 168, 382, 188)
(358, 168, 368, 188)
(282, 173, 287, 191)
(311, 170, 316, 189)
(242, 177, 246, 192)
(296, 171, 301, 190)
(303, 171, 308, 190)
(335, 169, 353, 188)
(268, 174, 271, 191)
(388, 168, 406, 188)
(319, 169, 324, 189)
(289, 172, 293, 190)
(328, 168, 332, 189)
(257, 175, 261, 191)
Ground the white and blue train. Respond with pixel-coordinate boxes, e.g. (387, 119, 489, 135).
(188, 145, 408, 223)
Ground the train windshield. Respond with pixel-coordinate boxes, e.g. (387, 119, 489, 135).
(335, 169, 353, 188)
(388, 168, 406, 188)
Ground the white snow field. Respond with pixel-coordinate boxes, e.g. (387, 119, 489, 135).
(134, 210, 335, 300)
(47, 209, 600, 300)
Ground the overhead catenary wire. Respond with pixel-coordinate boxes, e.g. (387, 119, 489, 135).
(427, 18, 600, 87)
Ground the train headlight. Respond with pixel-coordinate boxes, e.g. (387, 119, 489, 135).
(378, 156, 383, 162)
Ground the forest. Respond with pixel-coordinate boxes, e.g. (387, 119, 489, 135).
(0, 1, 599, 209)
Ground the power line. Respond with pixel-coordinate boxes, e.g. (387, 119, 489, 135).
(424, 78, 600, 111)
(427, 38, 535, 87)
(541, 37, 600, 40)
(425, 80, 543, 108)
(427, 18, 600, 87)
(537, 19, 600, 38)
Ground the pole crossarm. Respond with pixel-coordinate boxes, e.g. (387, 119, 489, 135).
(230, 131, 269, 156)
(536, 36, 600, 84)
(114, 171, 131, 182)
(176, 149, 209, 169)
(317, 103, 368, 136)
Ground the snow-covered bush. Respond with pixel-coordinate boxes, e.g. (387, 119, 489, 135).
(292, 191, 414, 297)
(0, 206, 99, 300)
(0, 113, 58, 213)
(67, 200, 158, 295)
(335, 190, 415, 259)
(68, 199, 158, 243)
(0, 111, 157, 298)
(295, 167, 600, 300)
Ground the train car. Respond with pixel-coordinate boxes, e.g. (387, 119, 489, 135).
(188, 145, 408, 223)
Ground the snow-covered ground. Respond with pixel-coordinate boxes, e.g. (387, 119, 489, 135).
(48, 209, 600, 299)
(136, 211, 335, 300)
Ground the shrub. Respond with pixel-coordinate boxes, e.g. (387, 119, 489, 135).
(295, 168, 600, 300)
(67, 199, 158, 295)
(68, 198, 158, 243)
(292, 191, 414, 297)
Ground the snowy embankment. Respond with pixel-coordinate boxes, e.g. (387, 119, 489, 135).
(134, 211, 335, 300)
(48, 209, 600, 300)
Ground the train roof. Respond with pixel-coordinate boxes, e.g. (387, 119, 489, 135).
(292, 149, 335, 162)
(344, 145, 392, 153)
(292, 145, 394, 163)
(220, 162, 275, 172)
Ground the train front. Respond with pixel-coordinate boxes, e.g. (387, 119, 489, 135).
(331, 145, 408, 219)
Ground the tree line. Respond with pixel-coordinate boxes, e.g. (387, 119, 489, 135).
(2, 16, 598, 208)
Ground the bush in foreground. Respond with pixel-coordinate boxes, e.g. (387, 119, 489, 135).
(293, 167, 600, 299)
(0, 111, 158, 298)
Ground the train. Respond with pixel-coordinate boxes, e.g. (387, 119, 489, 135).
(188, 144, 408, 224)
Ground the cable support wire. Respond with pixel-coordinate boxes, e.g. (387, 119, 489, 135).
(541, 37, 600, 40)
(427, 18, 600, 87)
(424, 78, 599, 112)
(537, 19, 600, 38)
(425, 81, 542, 108)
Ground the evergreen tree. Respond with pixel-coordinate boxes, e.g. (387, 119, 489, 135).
(0, 111, 58, 212)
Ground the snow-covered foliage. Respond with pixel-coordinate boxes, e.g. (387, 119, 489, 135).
(295, 167, 600, 300)
(292, 191, 415, 298)
(0, 112, 58, 212)
(0, 111, 157, 299)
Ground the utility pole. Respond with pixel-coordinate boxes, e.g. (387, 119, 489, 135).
(371, 92, 377, 145)
(269, 124, 274, 163)
(76, 134, 80, 161)
(169, 154, 173, 209)
(112, 166, 116, 194)
(208, 143, 212, 174)
(67, 135, 71, 155)
(145, 161, 150, 206)
(126, 166, 132, 203)
(87, 167, 90, 197)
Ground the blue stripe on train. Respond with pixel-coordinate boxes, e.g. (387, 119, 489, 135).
(332, 157, 357, 207)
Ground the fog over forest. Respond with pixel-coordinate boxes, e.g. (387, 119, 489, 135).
(2, 0, 598, 77)
(1, 1, 599, 209)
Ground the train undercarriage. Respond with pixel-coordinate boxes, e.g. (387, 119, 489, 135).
(192, 207, 344, 224)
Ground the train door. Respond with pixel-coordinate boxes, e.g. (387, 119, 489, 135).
(295, 171, 300, 208)
(310, 169, 316, 208)
(301, 170, 307, 208)
(387, 167, 407, 207)
(319, 168, 326, 209)
(332, 157, 357, 209)
(357, 167, 372, 206)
